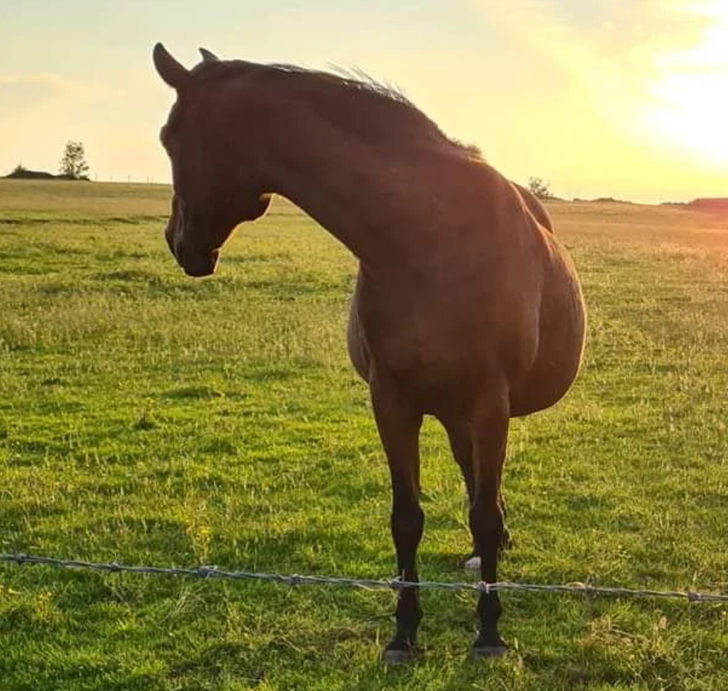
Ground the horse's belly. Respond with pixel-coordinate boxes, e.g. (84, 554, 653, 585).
(509, 280, 586, 416)
(509, 351, 581, 416)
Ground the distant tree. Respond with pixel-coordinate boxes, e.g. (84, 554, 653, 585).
(527, 176, 552, 200)
(463, 143, 484, 160)
(12, 163, 27, 175)
(59, 141, 89, 179)
(450, 138, 486, 161)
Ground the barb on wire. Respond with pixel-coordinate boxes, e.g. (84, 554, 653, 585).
(1, 553, 727, 603)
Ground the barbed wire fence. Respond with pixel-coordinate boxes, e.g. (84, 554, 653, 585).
(2, 553, 727, 604)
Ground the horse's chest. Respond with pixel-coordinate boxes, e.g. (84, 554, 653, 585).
(357, 298, 472, 383)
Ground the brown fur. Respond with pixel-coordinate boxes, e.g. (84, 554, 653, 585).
(153, 44, 586, 658)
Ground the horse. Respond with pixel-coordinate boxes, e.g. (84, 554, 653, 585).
(153, 43, 586, 661)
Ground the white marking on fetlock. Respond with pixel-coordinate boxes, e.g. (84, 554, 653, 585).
(464, 555, 481, 571)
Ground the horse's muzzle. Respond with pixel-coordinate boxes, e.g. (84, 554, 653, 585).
(175, 243, 220, 277)
(165, 220, 219, 277)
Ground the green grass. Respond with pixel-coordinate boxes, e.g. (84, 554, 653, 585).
(1, 180, 727, 690)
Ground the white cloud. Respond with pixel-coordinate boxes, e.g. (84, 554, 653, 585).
(473, 0, 709, 109)
(0, 74, 121, 118)
(473, 0, 728, 175)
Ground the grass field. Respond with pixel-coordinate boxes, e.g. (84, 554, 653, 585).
(0, 179, 727, 690)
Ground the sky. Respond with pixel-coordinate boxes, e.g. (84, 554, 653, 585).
(1, 0, 726, 203)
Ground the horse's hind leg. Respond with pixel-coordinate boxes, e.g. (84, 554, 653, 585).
(445, 422, 478, 568)
(445, 421, 510, 571)
(446, 421, 475, 502)
(346, 276, 371, 382)
(371, 376, 424, 663)
(468, 398, 510, 657)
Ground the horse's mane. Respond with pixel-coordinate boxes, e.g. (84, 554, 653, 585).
(192, 60, 482, 156)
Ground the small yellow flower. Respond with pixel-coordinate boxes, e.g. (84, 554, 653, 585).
(186, 522, 213, 562)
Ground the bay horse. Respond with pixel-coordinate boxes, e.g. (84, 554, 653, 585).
(153, 44, 586, 661)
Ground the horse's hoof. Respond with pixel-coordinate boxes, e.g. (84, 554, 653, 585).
(382, 645, 418, 664)
(472, 645, 508, 659)
(464, 554, 481, 571)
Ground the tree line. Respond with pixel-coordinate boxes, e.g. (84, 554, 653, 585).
(8, 142, 556, 198)
(8, 141, 90, 181)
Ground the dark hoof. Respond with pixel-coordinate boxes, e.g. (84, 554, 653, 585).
(472, 645, 508, 659)
(382, 647, 418, 664)
(383, 638, 420, 665)
(473, 632, 507, 659)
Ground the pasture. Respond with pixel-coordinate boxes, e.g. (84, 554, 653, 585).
(0, 179, 726, 690)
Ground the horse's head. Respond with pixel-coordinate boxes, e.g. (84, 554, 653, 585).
(153, 43, 271, 277)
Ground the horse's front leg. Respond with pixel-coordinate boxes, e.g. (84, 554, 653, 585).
(469, 397, 510, 657)
(371, 376, 424, 663)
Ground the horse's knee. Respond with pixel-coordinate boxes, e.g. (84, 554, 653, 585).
(469, 501, 504, 556)
(391, 503, 424, 550)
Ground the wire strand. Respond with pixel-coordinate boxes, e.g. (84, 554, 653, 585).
(2, 553, 726, 603)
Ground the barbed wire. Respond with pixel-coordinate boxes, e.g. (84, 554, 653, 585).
(1, 552, 727, 603)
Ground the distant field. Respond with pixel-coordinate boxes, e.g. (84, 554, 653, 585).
(1, 180, 726, 691)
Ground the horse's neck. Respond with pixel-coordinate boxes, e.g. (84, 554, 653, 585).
(259, 111, 411, 266)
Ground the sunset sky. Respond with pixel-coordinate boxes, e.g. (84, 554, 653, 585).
(1, 0, 726, 203)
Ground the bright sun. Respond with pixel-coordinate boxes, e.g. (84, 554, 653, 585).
(644, 1, 728, 167)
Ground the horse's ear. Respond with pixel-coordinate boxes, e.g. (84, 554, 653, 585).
(199, 48, 219, 63)
(153, 43, 190, 90)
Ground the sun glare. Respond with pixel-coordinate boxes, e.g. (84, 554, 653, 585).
(645, 1, 728, 167)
